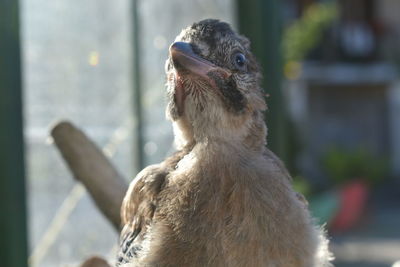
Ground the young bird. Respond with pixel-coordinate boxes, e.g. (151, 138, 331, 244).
(117, 19, 332, 267)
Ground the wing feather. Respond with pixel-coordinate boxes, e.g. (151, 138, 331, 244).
(117, 147, 192, 265)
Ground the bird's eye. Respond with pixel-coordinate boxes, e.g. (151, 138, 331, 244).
(233, 53, 246, 70)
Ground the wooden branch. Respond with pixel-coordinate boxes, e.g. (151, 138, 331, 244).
(51, 121, 128, 231)
(80, 256, 111, 267)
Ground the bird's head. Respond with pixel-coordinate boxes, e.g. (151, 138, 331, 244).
(165, 19, 267, 149)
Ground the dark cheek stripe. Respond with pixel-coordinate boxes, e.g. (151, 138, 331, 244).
(208, 72, 247, 113)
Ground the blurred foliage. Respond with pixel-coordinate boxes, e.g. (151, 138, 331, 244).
(292, 176, 312, 197)
(283, 1, 337, 65)
(323, 147, 389, 185)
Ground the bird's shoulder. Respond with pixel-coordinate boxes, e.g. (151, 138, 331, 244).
(121, 164, 167, 225)
(117, 148, 191, 265)
(120, 147, 191, 225)
(262, 147, 308, 207)
(262, 147, 292, 180)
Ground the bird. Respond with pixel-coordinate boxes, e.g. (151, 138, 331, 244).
(116, 19, 332, 267)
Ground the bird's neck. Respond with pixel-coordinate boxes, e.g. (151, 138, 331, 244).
(175, 128, 267, 157)
(172, 110, 268, 154)
(191, 138, 265, 161)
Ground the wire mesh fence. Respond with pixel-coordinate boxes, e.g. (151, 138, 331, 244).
(22, 0, 234, 266)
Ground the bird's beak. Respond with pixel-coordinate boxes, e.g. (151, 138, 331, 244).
(169, 42, 231, 82)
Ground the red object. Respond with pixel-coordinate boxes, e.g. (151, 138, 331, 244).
(330, 180, 369, 232)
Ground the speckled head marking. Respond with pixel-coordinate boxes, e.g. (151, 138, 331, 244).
(165, 19, 267, 147)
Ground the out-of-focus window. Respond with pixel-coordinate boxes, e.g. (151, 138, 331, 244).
(22, 0, 235, 266)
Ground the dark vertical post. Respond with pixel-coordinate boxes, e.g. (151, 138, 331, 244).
(131, 0, 144, 171)
(0, 0, 28, 266)
(236, 0, 286, 159)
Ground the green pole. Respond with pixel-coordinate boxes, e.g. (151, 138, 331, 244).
(0, 0, 28, 266)
(236, 0, 286, 159)
(131, 0, 145, 171)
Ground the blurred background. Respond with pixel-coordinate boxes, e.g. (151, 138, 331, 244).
(1, 0, 400, 266)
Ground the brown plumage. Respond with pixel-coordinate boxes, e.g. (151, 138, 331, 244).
(117, 19, 332, 267)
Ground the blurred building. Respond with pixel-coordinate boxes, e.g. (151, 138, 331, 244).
(284, 0, 400, 184)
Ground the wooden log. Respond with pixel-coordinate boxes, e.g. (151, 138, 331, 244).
(51, 121, 128, 231)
